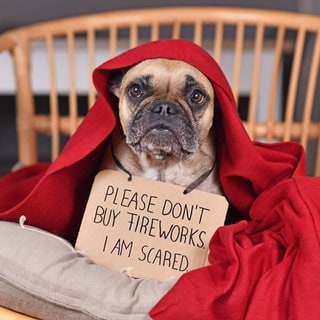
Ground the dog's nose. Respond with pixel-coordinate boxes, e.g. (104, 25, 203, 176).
(151, 101, 179, 115)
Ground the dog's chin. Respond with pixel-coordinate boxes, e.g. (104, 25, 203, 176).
(131, 128, 192, 160)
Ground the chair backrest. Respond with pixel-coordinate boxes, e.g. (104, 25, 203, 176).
(1, 7, 320, 175)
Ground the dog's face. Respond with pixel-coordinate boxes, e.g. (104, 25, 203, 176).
(110, 58, 214, 160)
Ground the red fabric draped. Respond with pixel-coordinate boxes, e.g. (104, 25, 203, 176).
(150, 177, 320, 319)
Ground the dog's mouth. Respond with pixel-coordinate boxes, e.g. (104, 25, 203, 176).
(140, 126, 183, 159)
(127, 118, 198, 160)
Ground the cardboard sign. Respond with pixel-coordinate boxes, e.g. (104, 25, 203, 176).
(76, 169, 228, 280)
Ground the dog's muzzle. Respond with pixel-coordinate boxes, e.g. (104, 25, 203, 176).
(126, 99, 198, 159)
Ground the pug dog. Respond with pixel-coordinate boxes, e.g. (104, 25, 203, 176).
(100, 58, 221, 195)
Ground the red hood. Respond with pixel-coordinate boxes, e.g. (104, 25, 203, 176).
(0, 39, 306, 241)
(91, 39, 306, 213)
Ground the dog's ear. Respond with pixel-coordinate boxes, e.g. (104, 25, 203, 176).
(108, 68, 129, 98)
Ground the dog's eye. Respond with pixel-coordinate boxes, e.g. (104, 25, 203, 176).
(128, 83, 143, 98)
(190, 89, 205, 104)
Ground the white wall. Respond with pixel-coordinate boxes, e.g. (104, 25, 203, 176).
(298, 0, 320, 14)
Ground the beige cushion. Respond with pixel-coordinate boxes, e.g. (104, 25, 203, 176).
(0, 221, 175, 320)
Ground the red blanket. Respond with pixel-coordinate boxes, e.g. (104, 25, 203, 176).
(0, 39, 313, 318)
(151, 176, 320, 319)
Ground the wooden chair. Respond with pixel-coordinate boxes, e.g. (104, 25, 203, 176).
(1, 7, 320, 176)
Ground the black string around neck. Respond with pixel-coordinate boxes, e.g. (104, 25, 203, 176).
(111, 144, 132, 181)
(183, 165, 215, 194)
(111, 144, 215, 194)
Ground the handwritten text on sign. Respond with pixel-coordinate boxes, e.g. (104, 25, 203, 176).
(76, 169, 228, 280)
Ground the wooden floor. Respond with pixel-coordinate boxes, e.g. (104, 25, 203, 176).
(0, 306, 36, 319)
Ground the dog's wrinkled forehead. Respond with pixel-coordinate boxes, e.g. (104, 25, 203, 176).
(111, 58, 214, 99)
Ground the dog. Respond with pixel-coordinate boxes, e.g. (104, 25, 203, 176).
(100, 58, 221, 195)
